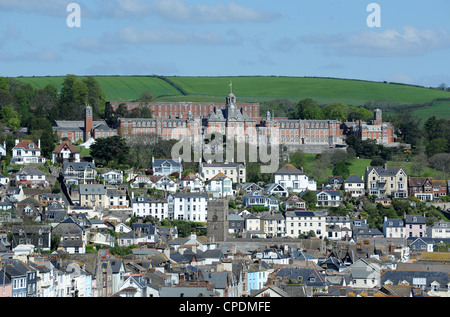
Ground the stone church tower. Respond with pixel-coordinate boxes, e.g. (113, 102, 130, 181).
(207, 198, 229, 243)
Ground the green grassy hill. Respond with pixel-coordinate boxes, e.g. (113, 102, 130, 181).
(15, 75, 450, 110)
(16, 75, 183, 102)
(165, 76, 450, 105)
(412, 99, 450, 124)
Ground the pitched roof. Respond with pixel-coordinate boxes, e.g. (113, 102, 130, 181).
(275, 164, 304, 175)
(208, 172, 230, 182)
(366, 166, 407, 176)
(52, 141, 80, 154)
(17, 166, 46, 176)
(345, 174, 364, 183)
(13, 140, 40, 150)
(152, 158, 181, 167)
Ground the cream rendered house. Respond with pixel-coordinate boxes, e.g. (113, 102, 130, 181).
(365, 165, 408, 198)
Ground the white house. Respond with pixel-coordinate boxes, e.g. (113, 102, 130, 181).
(264, 183, 289, 198)
(132, 196, 169, 220)
(199, 161, 246, 184)
(344, 258, 381, 289)
(314, 190, 343, 207)
(257, 248, 290, 265)
(205, 172, 233, 197)
(383, 217, 406, 238)
(114, 223, 132, 235)
(130, 175, 178, 192)
(242, 190, 279, 211)
(15, 166, 49, 188)
(180, 173, 204, 192)
(168, 192, 209, 222)
(281, 194, 306, 211)
(274, 164, 316, 193)
(51, 141, 81, 164)
(106, 187, 129, 209)
(285, 210, 328, 239)
(244, 214, 262, 233)
(12, 139, 46, 165)
(152, 157, 182, 176)
(343, 174, 365, 198)
(427, 220, 450, 239)
(152, 175, 179, 192)
(99, 170, 124, 184)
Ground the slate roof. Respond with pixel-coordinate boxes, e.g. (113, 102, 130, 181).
(275, 164, 304, 175)
(345, 174, 364, 183)
(405, 215, 426, 225)
(79, 184, 107, 195)
(152, 158, 182, 168)
(274, 266, 326, 287)
(366, 166, 407, 176)
(17, 166, 46, 176)
(380, 270, 449, 289)
(328, 176, 344, 184)
(201, 271, 230, 289)
(384, 218, 405, 228)
(63, 161, 96, 171)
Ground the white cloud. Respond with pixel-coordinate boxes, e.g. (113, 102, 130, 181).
(0, 49, 61, 62)
(116, 26, 241, 45)
(65, 26, 242, 52)
(301, 26, 450, 57)
(99, 0, 278, 23)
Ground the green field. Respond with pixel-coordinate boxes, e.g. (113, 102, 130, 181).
(412, 100, 450, 124)
(166, 76, 450, 105)
(16, 76, 183, 102)
(15, 75, 450, 106)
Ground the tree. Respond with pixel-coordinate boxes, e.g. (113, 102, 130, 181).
(83, 76, 106, 119)
(59, 74, 92, 120)
(393, 111, 422, 147)
(90, 136, 130, 166)
(410, 150, 428, 177)
(370, 158, 385, 166)
(289, 150, 306, 170)
(0, 104, 20, 130)
(332, 161, 350, 179)
(429, 153, 450, 176)
(302, 190, 317, 210)
(296, 98, 323, 120)
(322, 103, 348, 121)
(426, 138, 449, 157)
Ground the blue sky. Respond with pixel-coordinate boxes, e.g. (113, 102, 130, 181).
(1, 0, 449, 87)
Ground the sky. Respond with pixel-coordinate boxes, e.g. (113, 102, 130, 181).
(0, 0, 449, 87)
